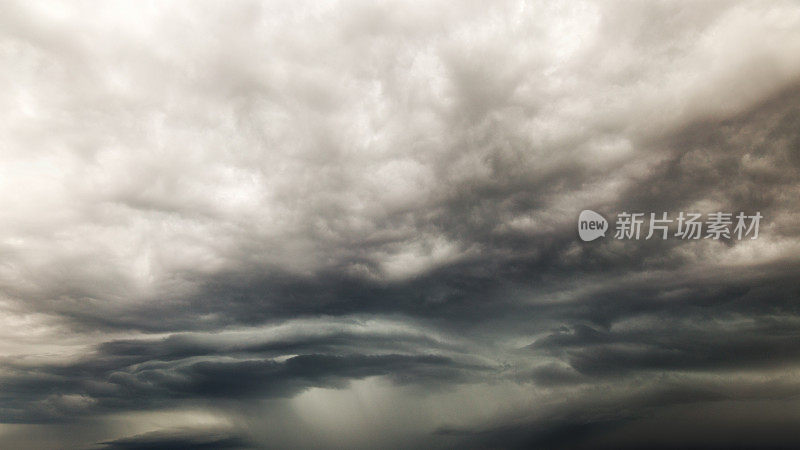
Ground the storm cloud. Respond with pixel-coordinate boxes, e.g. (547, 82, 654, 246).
(2, 1, 800, 448)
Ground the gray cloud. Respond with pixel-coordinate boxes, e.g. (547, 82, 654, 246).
(98, 428, 252, 450)
(2, 0, 800, 448)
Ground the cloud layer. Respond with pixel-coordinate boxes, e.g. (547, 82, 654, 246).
(2, 1, 800, 448)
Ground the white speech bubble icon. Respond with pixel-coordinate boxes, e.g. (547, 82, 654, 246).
(578, 210, 608, 241)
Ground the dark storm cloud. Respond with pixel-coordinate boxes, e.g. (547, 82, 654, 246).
(438, 374, 800, 449)
(533, 312, 800, 376)
(0, 327, 488, 423)
(22, 81, 799, 340)
(2, 1, 800, 449)
(99, 428, 252, 449)
(616, 82, 800, 217)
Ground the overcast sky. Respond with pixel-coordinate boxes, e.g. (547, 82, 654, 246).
(2, 1, 800, 448)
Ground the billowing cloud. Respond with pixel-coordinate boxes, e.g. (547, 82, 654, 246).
(2, 0, 800, 448)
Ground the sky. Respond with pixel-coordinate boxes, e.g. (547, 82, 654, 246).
(2, 0, 800, 448)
